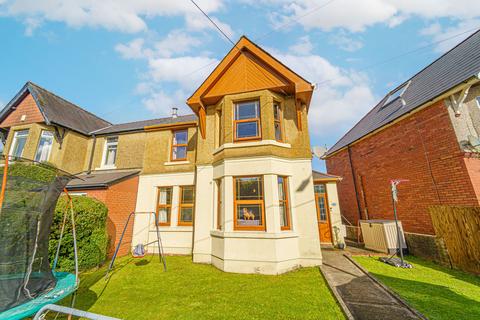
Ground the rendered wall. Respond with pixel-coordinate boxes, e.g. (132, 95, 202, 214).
(133, 172, 195, 255)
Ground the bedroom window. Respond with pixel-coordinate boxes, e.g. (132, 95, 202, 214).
(178, 186, 195, 226)
(278, 176, 291, 230)
(234, 100, 261, 141)
(102, 137, 118, 168)
(9, 130, 29, 158)
(157, 187, 173, 226)
(35, 131, 54, 162)
(234, 176, 265, 231)
(171, 130, 188, 161)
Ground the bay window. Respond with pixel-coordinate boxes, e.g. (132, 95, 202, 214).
(278, 176, 291, 230)
(9, 130, 29, 158)
(234, 176, 265, 230)
(178, 186, 195, 226)
(273, 103, 283, 142)
(171, 130, 188, 161)
(234, 100, 261, 141)
(35, 131, 54, 162)
(157, 187, 173, 226)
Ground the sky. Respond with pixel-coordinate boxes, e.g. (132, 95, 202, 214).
(0, 0, 479, 171)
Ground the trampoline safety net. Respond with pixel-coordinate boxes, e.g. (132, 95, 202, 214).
(0, 156, 72, 312)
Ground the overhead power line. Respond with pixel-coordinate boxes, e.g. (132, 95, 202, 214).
(254, 0, 337, 42)
(314, 26, 480, 88)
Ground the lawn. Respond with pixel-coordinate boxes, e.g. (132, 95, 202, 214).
(353, 255, 480, 320)
(69, 255, 345, 320)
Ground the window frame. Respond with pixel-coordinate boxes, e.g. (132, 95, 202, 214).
(178, 185, 195, 226)
(233, 100, 262, 142)
(156, 186, 173, 226)
(170, 129, 188, 161)
(101, 136, 118, 168)
(34, 130, 54, 162)
(278, 176, 291, 231)
(233, 175, 265, 231)
(9, 129, 29, 158)
(216, 179, 222, 231)
(273, 102, 284, 142)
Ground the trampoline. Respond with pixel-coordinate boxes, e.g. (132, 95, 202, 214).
(0, 156, 119, 320)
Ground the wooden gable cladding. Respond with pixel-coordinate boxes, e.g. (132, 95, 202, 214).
(187, 36, 314, 139)
(0, 93, 45, 128)
(202, 51, 292, 103)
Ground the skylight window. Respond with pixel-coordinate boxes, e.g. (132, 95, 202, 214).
(382, 81, 410, 108)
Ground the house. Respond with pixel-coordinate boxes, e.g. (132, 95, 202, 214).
(0, 36, 342, 274)
(324, 30, 480, 263)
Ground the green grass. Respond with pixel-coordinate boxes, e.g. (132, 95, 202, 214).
(69, 255, 345, 320)
(353, 255, 480, 320)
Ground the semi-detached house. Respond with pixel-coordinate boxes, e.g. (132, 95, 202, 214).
(0, 36, 344, 275)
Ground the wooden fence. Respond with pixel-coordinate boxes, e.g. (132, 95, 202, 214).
(429, 206, 480, 274)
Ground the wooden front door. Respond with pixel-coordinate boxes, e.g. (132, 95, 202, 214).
(314, 184, 332, 243)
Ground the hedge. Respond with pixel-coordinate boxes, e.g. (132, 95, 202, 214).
(49, 196, 109, 271)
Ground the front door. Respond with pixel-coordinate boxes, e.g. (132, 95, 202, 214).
(314, 184, 332, 243)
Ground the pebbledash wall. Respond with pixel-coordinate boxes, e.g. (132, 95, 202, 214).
(326, 97, 480, 263)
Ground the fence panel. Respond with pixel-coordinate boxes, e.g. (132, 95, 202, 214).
(429, 206, 480, 274)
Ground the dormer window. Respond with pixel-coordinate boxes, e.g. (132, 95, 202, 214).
(234, 100, 261, 141)
(101, 137, 118, 168)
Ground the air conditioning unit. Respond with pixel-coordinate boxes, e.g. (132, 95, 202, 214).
(360, 220, 407, 254)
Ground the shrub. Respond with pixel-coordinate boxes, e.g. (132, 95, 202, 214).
(49, 196, 109, 271)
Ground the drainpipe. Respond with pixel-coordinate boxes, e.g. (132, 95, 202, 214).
(347, 146, 363, 221)
(87, 134, 97, 174)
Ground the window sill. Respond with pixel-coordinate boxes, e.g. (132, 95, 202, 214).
(151, 226, 193, 232)
(210, 230, 298, 239)
(96, 165, 117, 170)
(213, 140, 291, 155)
(164, 160, 190, 166)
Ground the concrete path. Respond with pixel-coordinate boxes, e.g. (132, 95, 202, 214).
(320, 250, 424, 320)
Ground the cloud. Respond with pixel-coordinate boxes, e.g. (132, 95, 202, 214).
(288, 35, 313, 55)
(0, 0, 228, 34)
(267, 41, 377, 140)
(115, 30, 219, 116)
(252, 0, 480, 33)
(329, 30, 363, 52)
(420, 19, 480, 53)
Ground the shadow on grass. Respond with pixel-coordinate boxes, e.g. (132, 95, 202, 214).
(369, 271, 480, 320)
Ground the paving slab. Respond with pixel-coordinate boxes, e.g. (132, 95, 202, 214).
(320, 250, 424, 320)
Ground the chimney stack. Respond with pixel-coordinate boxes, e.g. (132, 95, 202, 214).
(171, 107, 178, 118)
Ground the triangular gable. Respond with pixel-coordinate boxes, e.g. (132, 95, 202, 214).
(187, 36, 314, 138)
(0, 83, 47, 128)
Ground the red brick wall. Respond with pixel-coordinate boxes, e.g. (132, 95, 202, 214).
(464, 154, 480, 202)
(80, 175, 139, 258)
(326, 100, 479, 235)
(0, 94, 44, 128)
(104, 175, 139, 257)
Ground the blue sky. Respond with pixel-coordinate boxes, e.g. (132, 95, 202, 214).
(0, 0, 479, 170)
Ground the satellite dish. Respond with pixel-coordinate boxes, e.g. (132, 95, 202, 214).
(312, 146, 328, 159)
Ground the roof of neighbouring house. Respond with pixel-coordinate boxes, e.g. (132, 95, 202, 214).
(326, 29, 480, 157)
(312, 170, 342, 181)
(66, 169, 140, 190)
(93, 114, 197, 135)
(0, 82, 112, 135)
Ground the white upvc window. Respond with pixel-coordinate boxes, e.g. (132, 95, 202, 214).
(35, 131, 54, 162)
(9, 130, 29, 158)
(101, 137, 118, 168)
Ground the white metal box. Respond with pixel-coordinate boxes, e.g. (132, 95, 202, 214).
(360, 220, 407, 254)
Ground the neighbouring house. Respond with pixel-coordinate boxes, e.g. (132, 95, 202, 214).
(325, 30, 480, 263)
(0, 36, 342, 274)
